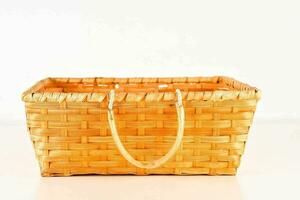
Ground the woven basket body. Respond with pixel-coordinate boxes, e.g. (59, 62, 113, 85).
(22, 76, 260, 176)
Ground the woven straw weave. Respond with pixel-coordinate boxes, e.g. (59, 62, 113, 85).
(22, 76, 261, 176)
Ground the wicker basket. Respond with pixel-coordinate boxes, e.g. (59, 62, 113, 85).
(21, 76, 261, 176)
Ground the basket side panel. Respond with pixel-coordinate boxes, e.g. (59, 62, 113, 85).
(24, 98, 258, 176)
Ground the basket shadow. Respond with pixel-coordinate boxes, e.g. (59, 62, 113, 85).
(36, 175, 242, 200)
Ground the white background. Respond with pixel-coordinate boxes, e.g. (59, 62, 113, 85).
(0, 1, 300, 200)
(1, 0, 300, 121)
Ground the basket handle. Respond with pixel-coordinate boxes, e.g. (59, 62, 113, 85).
(107, 89, 185, 169)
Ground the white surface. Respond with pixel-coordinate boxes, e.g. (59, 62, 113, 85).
(0, 0, 300, 121)
(1, 1, 300, 199)
(1, 120, 299, 200)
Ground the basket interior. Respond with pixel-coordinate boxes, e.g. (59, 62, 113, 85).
(25, 76, 257, 95)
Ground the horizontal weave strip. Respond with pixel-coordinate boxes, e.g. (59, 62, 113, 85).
(22, 90, 261, 103)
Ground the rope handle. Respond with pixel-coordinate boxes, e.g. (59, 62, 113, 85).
(107, 89, 185, 169)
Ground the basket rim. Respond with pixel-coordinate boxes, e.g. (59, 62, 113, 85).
(21, 76, 261, 103)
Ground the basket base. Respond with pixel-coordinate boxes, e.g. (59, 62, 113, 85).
(40, 168, 237, 177)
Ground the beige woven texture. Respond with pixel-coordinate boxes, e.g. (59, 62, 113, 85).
(22, 76, 261, 176)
